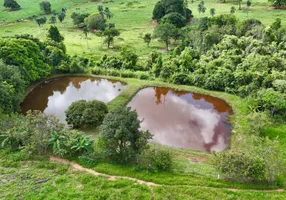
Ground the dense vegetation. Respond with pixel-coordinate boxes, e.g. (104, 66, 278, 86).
(1, 0, 286, 199)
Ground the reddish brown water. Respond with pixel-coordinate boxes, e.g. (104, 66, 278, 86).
(127, 87, 233, 152)
(21, 76, 126, 124)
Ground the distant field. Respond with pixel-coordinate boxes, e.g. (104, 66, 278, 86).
(0, 0, 87, 23)
(0, 0, 285, 58)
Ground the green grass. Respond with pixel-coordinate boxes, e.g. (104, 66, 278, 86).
(1, 150, 286, 200)
(0, 0, 285, 59)
(0, 0, 86, 23)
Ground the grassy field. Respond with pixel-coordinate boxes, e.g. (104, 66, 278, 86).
(1, 149, 286, 200)
(0, 0, 286, 59)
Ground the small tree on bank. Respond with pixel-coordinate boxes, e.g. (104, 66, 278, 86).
(40, 1, 51, 14)
(3, 0, 20, 10)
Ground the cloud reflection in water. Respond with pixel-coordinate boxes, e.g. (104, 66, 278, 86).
(127, 87, 232, 152)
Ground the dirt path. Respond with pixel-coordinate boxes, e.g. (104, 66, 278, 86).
(50, 156, 284, 193)
(50, 156, 157, 186)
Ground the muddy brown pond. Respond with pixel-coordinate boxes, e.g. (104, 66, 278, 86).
(21, 76, 126, 124)
(127, 87, 233, 152)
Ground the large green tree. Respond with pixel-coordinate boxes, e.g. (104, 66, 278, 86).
(97, 28, 120, 48)
(152, 0, 193, 21)
(99, 107, 152, 162)
(3, 0, 20, 10)
(46, 26, 64, 43)
(40, 1, 51, 14)
(153, 23, 178, 50)
(0, 38, 51, 83)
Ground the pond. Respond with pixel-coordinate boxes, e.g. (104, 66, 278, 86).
(127, 87, 233, 152)
(21, 76, 126, 124)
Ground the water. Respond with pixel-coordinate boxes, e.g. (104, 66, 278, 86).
(127, 87, 233, 152)
(21, 76, 126, 124)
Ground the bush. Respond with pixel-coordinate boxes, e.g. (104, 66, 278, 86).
(137, 149, 173, 172)
(71, 12, 90, 25)
(65, 100, 108, 128)
(215, 135, 286, 184)
(255, 88, 286, 117)
(214, 149, 266, 182)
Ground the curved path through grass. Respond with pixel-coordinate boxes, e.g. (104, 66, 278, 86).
(50, 156, 284, 193)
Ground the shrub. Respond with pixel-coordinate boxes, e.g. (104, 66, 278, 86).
(99, 107, 152, 163)
(255, 88, 286, 117)
(214, 149, 266, 182)
(65, 100, 108, 128)
(215, 135, 286, 184)
(137, 149, 173, 172)
(71, 12, 90, 25)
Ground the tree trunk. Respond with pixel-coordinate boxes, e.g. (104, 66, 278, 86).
(165, 40, 169, 51)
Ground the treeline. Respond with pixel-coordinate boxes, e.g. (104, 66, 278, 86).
(90, 15, 286, 119)
(0, 27, 91, 114)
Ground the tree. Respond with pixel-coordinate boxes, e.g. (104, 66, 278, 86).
(269, 0, 286, 7)
(97, 28, 120, 48)
(143, 33, 152, 47)
(270, 18, 281, 30)
(65, 100, 108, 128)
(85, 14, 106, 30)
(3, 0, 20, 10)
(161, 12, 186, 28)
(210, 8, 215, 17)
(153, 23, 178, 51)
(104, 7, 113, 19)
(246, 0, 251, 15)
(46, 26, 64, 43)
(58, 12, 66, 23)
(230, 6, 236, 14)
(40, 1, 51, 14)
(83, 27, 89, 39)
(49, 16, 56, 24)
(238, 0, 242, 10)
(0, 38, 51, 83)
(99, 107, 152, 162)
(198, 1, 206, 14)
(35, 17, 47, 27)
(152, 0, 193, 21)
(71, 12, 89, 26)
